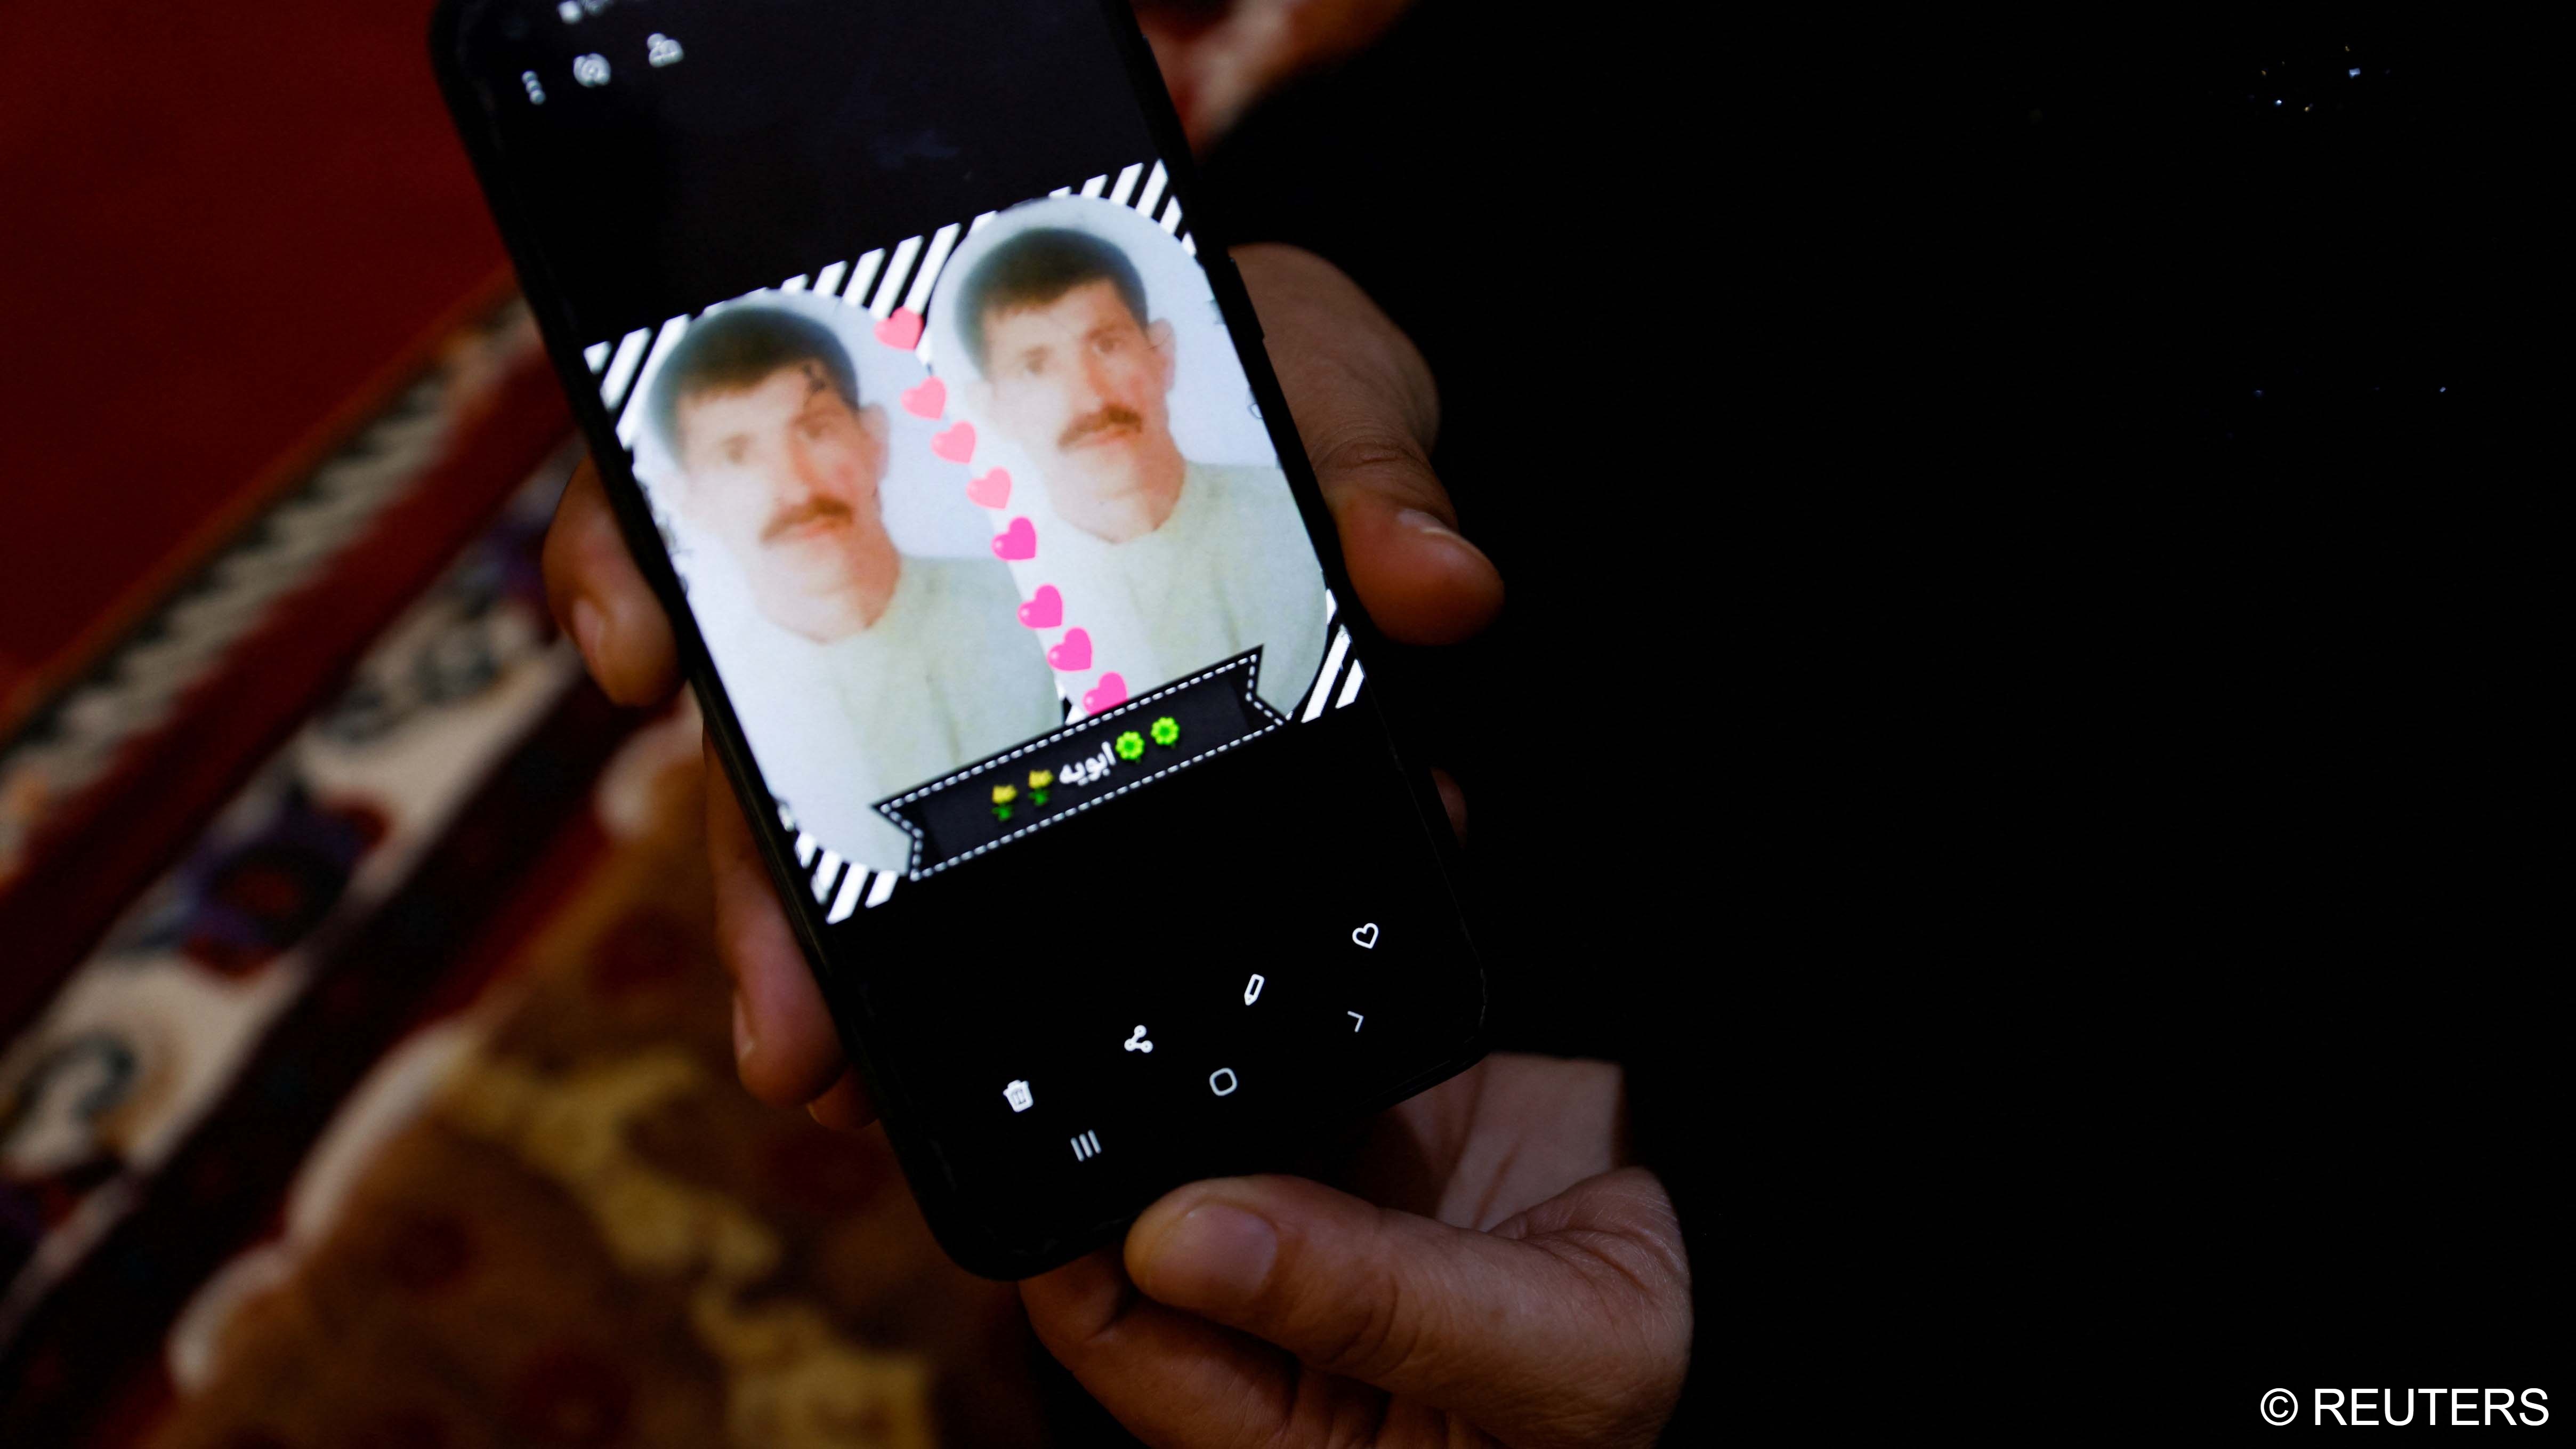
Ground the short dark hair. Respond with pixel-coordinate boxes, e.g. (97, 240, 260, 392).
(952, 228, 1150, 372)
(648, 307, 860, 460)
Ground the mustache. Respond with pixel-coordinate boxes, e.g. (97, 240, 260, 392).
(1059, 405, 1144, 450)
(760, 496, 853, 543)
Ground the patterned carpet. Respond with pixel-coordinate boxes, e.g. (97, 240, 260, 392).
(136, 697, 1048, 1449)
(1, 447, 1056, 1446)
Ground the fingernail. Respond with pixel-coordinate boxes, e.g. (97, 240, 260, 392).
(731, 992, 756, 1067)
(1139, 1203, 1277, 1310)
(569, 596, 607, 671)
(1395, 507, 1461, 541)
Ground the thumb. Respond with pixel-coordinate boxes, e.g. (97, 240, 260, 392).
(1125, 1169, 1690, 1448)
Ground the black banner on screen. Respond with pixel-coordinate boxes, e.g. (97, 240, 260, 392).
(876, 650, 1285, 879)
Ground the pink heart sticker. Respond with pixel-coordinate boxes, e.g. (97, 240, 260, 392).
(965, 467, 1011, 509)
(1047, 627, 1092, 673)
(873, 308, 924, 350)
(931, 421, 976, 464)
(1081, 672, 1128, 714)
(1017, 584, 1062, 629)
(990, 516, 1036, 561)
(899, 377, 946, 418)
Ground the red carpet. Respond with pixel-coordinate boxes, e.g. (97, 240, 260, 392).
(0, 0, 510, 712)
(0, 0, 572, 1013)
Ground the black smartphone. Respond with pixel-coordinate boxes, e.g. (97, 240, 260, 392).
(431, 0, 1485, 1277)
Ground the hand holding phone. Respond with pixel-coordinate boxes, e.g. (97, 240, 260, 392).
(544, 238, 1686, 1449)
(545, 245, 1501, 1118)
(439, 0, 1503, 1278)
(1025, 1053, 1689, 1449)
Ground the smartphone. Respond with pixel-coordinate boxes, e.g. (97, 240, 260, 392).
(431, 0, 1485, 1276)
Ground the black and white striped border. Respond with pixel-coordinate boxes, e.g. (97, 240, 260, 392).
(1290, 588, 1366, 723)
(785, 808, 902, 925)
(601, 162, 1363, 918)
(584, 160, 1194, 428)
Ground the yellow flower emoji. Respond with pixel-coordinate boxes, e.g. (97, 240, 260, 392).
(990, 782, 1018, 822)
(1027, 769, 1053, 806)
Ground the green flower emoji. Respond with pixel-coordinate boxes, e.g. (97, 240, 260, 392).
(1149, 715, 1180, 747)
(1114, 730, 1146, 761)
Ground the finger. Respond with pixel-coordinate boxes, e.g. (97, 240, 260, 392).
(1023, 1249, 1468, 1448)
(1020, 1249, 1309, 1449)
(1431, 766, 1466, 842)
(804, 1067, 878, 1133)
(1235, 245, 1505, 646)
(543, 457, 682, 705)
(1125, 1170, 1691, 1448)
(702, 738, 853, 1110)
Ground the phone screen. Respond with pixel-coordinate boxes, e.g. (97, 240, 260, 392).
(439, 0, 1483, 1273)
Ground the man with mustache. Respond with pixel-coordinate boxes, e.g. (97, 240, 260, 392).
(650, 305, 1057, 866)
(955, 225, 1327, 716)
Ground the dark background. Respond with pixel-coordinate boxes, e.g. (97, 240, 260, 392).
(1198, 6, 2548, 1433)
(0, 2, 2546, 1439)
(454, 0, 1157, 343)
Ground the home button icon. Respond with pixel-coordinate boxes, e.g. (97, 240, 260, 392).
(1207, 1067, 1238, 1098)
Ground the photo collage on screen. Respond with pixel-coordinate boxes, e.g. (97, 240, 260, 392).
(585, 162, 1370, 914)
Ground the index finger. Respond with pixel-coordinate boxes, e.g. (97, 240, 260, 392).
(1235, 245, 1505, 645)
(542, 456, 683, 706)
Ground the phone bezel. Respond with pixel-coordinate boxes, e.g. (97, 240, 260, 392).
(429, 0, 1487, 1279)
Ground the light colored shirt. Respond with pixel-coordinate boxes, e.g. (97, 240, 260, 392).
(1041, 460, 1330, 718)
(734, 554, 1059, 872)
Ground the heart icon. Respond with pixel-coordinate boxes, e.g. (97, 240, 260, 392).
(1017, 584, 1062, 629)
(931, 421, 976, 463)
(1351, 922, 1379, 949)
(1048, 629, 1093, 672)
(899, 377, 945, 418)
(990, 517, 1036, 561)
(965, 467, 1011, 508)
(1081, 672, 1127, 713)
(873, 307, 924, 349)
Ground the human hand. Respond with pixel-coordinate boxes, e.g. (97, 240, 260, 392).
(540, 241, 1503, 1118)
(1023, 1052, 1691, 1446)
(1130, 0, 1423, 150)
(542, 246, 1682, 1446)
